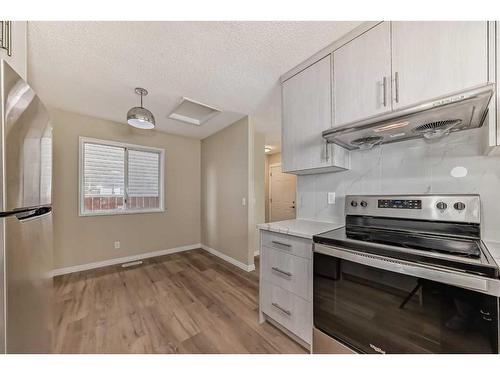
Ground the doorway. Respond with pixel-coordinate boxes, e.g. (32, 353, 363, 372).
(268, 163, 296, 222)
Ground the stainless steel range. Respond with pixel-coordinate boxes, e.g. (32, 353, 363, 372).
(312, 194, 500, 354)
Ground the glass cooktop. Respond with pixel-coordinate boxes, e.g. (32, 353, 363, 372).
(313, 227, 499, 278)
(345, 227, 481, 258)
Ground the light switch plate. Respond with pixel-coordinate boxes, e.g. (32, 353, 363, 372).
(327, 192, 336, 205)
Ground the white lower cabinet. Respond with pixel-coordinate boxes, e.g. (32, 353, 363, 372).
(262, 246, 311, 300)
(261, 282, 312, 344)
(259, 230, 313, 348)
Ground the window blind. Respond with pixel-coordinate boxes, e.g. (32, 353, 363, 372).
(83, 143, 125, 198)
(127, 149, 160, 210)
(128, 150, 160, 197)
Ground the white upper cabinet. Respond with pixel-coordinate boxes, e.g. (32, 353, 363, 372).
(0, 21, 27, 80)
(391, 21, 488, 109)
(333, 22, 392, 126)
(282, 55, 349, 174)
(281, 21, 494, 170)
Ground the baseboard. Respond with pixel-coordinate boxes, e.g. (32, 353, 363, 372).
(51, 243, 202, 277)
(201, 244, 255, 272)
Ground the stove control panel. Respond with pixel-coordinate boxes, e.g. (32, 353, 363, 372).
(345, 195, 480, 224)
(378, 199, 422, 209)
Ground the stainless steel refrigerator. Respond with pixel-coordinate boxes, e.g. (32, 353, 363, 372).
(0, 60, 53, 353)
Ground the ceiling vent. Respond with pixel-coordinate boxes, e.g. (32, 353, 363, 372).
(168, 97, 221, 126)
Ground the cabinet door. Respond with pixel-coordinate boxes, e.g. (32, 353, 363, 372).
(282, 55, 332, 172)
(0, 21, 27, 80)
(333, 22, 392, 126)
(392, 21, 488, 109)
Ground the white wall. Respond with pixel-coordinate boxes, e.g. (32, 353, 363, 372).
(297, 127, 500, 242)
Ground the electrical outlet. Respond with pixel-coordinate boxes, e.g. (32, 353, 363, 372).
(114, 241, 121, 249)
(242, 197, 246, 206)
(327, 192, 336, 205)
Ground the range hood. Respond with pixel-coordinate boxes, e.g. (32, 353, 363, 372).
(323, 84, 495, 150)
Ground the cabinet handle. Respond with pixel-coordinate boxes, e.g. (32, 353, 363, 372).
(271, 240, 291, 248)
(271, 302, 292, 316)
(271, 267, 292, 277)
(1, 21, 12, 57)
(394, 71, 400, 104)
(382, 76, 388, 107)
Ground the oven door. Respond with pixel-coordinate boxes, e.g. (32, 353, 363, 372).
(313, 245, 500, 354)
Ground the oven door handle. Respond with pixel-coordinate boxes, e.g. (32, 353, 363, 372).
(314, 243, 500, 297)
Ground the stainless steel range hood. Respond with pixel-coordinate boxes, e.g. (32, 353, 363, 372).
(323, 84, 495, 150)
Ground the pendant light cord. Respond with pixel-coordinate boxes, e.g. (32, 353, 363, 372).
(140, 92, 143, 108)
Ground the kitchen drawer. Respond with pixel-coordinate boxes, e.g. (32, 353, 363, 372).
(262, 246, 311, 301)
(261, 281, 312, 344)
(261, 231, 312, 259)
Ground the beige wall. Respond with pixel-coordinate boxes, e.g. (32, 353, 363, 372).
(265, 152, 281, 222)
(250, 130, 266, 257)
(51, 109, 201, 269)
(201, 117, 252, 266)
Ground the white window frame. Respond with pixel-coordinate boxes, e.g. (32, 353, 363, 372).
(78, 137, 165, 217)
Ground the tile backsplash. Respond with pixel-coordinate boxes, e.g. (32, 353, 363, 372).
(297, 128, 500, 242)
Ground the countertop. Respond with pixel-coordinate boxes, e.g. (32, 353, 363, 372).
(484, 241, 500, 265)
(257, 219, 344, 240)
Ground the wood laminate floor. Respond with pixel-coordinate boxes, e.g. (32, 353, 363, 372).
(54, 249, 307, 354)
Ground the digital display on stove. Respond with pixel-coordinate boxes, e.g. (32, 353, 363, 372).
(378, 199, 422, 209)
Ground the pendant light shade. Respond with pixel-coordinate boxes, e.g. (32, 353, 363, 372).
(127, 88, 155, 129)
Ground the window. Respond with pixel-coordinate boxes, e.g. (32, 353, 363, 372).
(79, 137, 164, 216)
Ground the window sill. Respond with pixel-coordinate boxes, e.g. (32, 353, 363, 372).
(79, 208, 165, 217)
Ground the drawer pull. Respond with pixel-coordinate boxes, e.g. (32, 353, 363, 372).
(271, 267, 292, 277)
(271, 240, 291, 248)
(271, 302, 291, 316)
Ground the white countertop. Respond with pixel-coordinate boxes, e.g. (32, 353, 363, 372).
(485, 241, 500, 264)
(257, 219, 344, 240)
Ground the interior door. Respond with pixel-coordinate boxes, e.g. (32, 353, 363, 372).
(269, 164, 296, 222)
(333, 22, 392, 126)
(391, 21, 488, 109)
(282, 55, 332, 172)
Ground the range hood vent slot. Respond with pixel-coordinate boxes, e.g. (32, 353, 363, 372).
(322, 84, 494, 150)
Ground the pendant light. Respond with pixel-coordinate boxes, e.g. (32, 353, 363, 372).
(127, 87, 155, 129)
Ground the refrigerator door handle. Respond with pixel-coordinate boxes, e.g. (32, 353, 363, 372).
(14, 206, 52, 222)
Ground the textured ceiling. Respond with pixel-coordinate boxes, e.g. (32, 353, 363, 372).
(28, 21, 361, 145)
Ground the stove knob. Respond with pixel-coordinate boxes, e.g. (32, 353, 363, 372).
(454, 202, 466, 211)
(436, 201, 447, 210)
(360, 201, 368, 208)
(350, 201, 358, 207)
